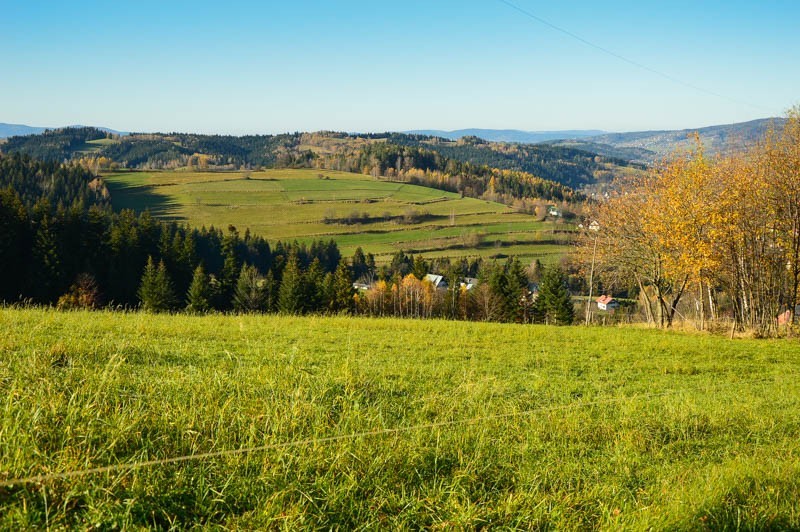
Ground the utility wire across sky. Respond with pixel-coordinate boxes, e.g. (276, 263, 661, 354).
(496, 0, 777, 114)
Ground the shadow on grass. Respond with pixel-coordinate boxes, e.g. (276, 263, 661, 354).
(106, 180, 185, 221)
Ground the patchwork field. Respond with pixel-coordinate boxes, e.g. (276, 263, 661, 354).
(103, 169, 571, 263)
(1, 308, 799, 528)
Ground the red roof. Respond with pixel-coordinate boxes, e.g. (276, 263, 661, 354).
(596, 295, 615, 305)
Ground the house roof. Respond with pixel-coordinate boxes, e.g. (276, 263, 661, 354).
(596, 295, 615, 305)
(460, 277, 478, 290)
(424, 274, 446, 287)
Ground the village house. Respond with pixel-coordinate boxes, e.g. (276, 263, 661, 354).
(596, 295, 619, 311)
(424, 274, 448, 290)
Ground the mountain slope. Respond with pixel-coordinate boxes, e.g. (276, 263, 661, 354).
(548, 117, 784, 163)
(0, 123, 47, 138)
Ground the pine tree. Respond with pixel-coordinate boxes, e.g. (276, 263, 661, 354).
(278, 251, 304, 314)
(412, 255, 428, 280)
(331, 259, 355, 313)
(138, 256, 176, 312)
(263, 269, 277, 312)
(0, 189, 29, 301)
(233, 264, 266, 313)
(537, 265, 574, 325)
(31, 214, 63, 302)
(352, 247, 367, 280)
(186, 264, 212, 314)
(304, 258, 326, 312)
(218, 226, 240, 309)
(505, 257, 530, 323)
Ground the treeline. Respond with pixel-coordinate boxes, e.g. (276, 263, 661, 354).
(384, 133, 638, 188)
(582, 109, 800, 334)
(319, 141, 581, 202)
(0, 152, 110, 210)
(352, 256, 574, 325)
(133, 242, 575, 325)
(0, 188, 346, 310)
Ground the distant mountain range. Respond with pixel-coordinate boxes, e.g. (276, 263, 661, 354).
(558, 117, 784, 163)
(0, 123, 125, 138)
(405, 129, 606, 144)
(406, 118, 784, 163)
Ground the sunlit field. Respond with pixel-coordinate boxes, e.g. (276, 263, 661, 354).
(104, 169, 572, 263)
(1, 308, 799, 528)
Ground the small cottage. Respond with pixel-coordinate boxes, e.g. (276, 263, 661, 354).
(596, 295, 619, 311)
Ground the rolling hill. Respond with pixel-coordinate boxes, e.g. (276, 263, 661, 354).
(103, 168, 573, 264)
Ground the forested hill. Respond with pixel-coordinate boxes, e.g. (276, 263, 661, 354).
(0, 127, 644, 202)
(0, 152, 109, 210)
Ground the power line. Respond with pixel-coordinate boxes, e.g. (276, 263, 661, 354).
(0, 378, 774, 487)
(496, 0, 776, 113)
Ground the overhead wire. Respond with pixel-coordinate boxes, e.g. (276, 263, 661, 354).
(0, 377, 777, 488)
(496, 0, 777, 114)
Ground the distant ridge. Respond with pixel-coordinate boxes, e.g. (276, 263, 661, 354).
(407, 117, 783, 163)
(0, 123, 47, 138)
(0, 123, 126, 139)
(546, 117, 784, 163)
(404, 129, 606, 144)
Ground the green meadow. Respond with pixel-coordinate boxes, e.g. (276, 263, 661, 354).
(103, 169, 571, 263)
(1, 308, 799, 529)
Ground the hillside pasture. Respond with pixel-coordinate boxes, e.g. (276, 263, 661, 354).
(0, 308, 799, 528)
(103, 169, 571, 263)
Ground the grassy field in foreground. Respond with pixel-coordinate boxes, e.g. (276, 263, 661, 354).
(1, 309, 800, 529)
(103, 169, 572, 263)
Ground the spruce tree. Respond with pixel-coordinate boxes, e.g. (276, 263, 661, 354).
(537, 265, 574, 325)
(186, 264, 212, 314)
(263, 269, 277, 312)
(304, 258, 326, 312)
(218, 226, 240, 309)
(278, 251, 304, 314)
(31, 215, 63, 302)
(138, 256, 176, 312)
(233, 264, 266, 313)
(331, 259, 354, 313)
(352, 247, 367, 280)
(504, 257, 529, 323)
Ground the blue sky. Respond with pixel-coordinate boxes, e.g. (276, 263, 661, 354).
(1, 0, 797, 134)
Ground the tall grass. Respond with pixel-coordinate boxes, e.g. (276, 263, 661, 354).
(1, 308, 799, 528)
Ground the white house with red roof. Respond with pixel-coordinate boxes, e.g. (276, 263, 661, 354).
(596, 295, 619, 311)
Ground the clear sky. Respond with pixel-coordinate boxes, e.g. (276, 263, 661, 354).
(1, 0, 797, 134)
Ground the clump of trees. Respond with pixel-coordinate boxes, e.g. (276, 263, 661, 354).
(580, 109, 800, 334)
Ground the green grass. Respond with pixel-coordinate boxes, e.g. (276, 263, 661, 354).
(103, 169, 572, 262)
(1, 308, 800, 528)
